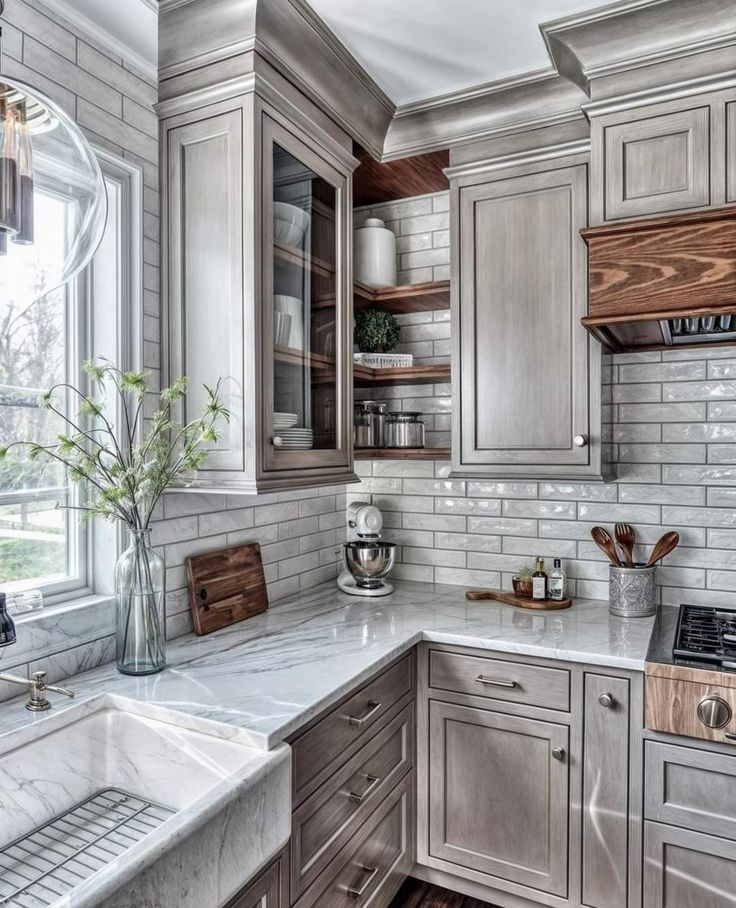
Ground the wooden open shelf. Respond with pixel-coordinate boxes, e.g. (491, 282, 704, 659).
(274, 345, 335, 371)
(354, 279, 450, 314)
(274, 241, 335, 278)
(353, 362, 450, 387)
(354, 447, 450, 460)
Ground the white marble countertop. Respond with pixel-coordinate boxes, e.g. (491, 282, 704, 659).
(0, 581, 655, 750)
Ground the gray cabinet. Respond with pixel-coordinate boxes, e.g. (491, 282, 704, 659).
(163, 93, 357, 495)
(226, 850, 288, 908)
(727, 101, 736, 204)
(643, 822, 736, 908)
(582, 673, 630, 908)
(427, 699, 569, 896)
(590, 88, 735, 223)
(451, 155, 605, 479)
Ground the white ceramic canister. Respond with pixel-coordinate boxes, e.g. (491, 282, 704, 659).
(354, 217, 397, 289)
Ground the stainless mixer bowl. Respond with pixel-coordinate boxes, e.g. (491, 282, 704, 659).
(344, 540, 396, 588)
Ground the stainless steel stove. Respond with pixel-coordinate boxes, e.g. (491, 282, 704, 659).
(646, 604, 736, 744)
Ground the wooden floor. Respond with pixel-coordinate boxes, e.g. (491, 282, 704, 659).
(389, 878, 499, 907)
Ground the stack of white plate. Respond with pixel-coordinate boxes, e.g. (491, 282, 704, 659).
(276, 428, 314, 450)
(274, 412, 298, 429)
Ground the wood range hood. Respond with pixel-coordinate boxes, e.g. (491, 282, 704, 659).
(580, 207, 736, 353)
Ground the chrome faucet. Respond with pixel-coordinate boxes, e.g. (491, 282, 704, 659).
(0, 670, 75, 711)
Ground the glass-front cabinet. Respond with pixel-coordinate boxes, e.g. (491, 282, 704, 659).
(164, 95, 356, 494)
(262, 115, 351, 478)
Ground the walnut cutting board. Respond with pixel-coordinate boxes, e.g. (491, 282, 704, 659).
(465, 589, 572, 610)
(186, 542, 269, 635)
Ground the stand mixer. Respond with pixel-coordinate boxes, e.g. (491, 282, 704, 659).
(337, 502, 396, 597)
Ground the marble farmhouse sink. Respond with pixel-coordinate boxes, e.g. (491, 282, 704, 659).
(0, 694, 290, 907)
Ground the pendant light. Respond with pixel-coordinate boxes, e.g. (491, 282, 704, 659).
(0, 0, 107, 300)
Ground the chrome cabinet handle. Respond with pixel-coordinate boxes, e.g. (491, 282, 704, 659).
(725, 733, 736, 742)
(598, 692, 614, 708)
(346, 864, 378, 898)
(475, 674, 517, 689)
(348, 774, 380, 804)
(574, 434, 588, 448)
(348, 700, 382, 727)
(552, 746, 566, 762)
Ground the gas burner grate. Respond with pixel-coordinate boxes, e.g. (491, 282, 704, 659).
(673, 605, 736, 666)
(0, 788, 174, 907)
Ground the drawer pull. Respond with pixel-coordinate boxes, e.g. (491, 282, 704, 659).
(348, 700, 382, 727)
(348, 774, 381, 804)
(475, 674, 518, 689)
(552, 746, 566, 762)
(725, 733, 736, 742)
(346, 864, 378, 898)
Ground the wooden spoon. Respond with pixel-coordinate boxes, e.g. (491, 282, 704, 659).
(645, 531, 680, 567)
(615, 523, 636, 568)
(591, 526, 622, 567)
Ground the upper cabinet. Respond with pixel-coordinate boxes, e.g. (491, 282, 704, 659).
(589, 88, 736, 224)
(162, 90, 357, 494)
(449, 149, 609, 480)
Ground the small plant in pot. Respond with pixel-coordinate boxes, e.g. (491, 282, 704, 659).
(354, 308, 401, 353)
(512, 566, 535, 598)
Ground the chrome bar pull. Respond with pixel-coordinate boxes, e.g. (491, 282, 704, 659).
(346, 865, 378, 898)
(348, 700, 382, 727)
(475, 674, 517, 689)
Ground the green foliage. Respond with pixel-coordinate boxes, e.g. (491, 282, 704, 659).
(517, 566, 534, 582)
(354, 308, 401, 353)
(2, 358, 230, 531)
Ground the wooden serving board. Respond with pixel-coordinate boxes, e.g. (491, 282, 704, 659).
(187, 542, 269, 635)
(465, 589, 572, 610)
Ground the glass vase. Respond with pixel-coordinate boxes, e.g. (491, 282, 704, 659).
(115, 529, 165, 675)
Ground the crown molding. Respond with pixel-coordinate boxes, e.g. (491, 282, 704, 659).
(39, 0, 157, 81)
(445, 137, 591, 181)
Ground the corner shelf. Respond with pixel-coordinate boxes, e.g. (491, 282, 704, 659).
(354, 447, 450, 460)
(353, 362, 450, 387)
(354, 279, 450, 313)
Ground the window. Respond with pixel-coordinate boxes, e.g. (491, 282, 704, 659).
(0, 150, 143, 603)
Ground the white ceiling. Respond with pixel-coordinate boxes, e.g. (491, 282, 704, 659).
(307, 0, 613, 105)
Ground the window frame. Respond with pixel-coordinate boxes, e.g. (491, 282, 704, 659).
(0, 148, 144, 607)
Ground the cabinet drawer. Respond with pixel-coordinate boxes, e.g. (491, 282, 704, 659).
(291, 705, 413, 900)
(644, 821, 736, 907)
(292, 654, 413, 804)
(428, 649, 570, 712)
(646, 740, 736, 841)
(295, 777, 413, 908)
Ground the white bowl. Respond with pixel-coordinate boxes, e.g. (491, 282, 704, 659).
(274, 202, 310, 247)
(274, 295, 304, 349)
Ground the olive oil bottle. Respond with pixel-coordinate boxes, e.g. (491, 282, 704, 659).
(532, 557, 547, 600)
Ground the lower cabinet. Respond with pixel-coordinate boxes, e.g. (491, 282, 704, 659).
(643, 822, 736, 907)
(226, 850, 289, 908)
(427, 699, 570, 897)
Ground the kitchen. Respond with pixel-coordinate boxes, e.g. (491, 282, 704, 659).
(0, 0, 735, 906)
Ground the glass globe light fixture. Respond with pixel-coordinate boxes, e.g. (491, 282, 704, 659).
(0, 69, 107, 303)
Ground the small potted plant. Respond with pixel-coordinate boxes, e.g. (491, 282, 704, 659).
(0, 359, 229, 676)
(512, 566, 535, 598)
(354, 308, 401, 354)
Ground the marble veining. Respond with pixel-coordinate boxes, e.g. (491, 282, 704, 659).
(0, 581, 655, 751)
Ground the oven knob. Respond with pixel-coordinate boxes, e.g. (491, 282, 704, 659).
(697, 696, 732, 729)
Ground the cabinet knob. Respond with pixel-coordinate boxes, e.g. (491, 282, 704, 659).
(697, 696, 732, 729)
(273, 436, 283, 448)
(573, 434, 588, 448)
(598, 692, 614, 709)
(552, 746, 565, 762)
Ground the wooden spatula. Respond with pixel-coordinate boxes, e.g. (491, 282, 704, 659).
(591, 526, 622, 567)
(645, 531, 680, 567)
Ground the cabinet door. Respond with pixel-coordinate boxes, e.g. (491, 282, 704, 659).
(226, 851, 288, 908)
(428, 700, 569, 896)
(167, 108, 246, 474)
(644, 822, 736, 907)
(582, 674, 630, 908)
(603, 106, 710, 220)
(261, 114, 352, 478)
(454, 162, 593, 476)
(727, 101, 736, 204)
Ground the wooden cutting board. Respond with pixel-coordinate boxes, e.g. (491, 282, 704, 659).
(465, 589, 572, 610)
(186, 542, 269, 635)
